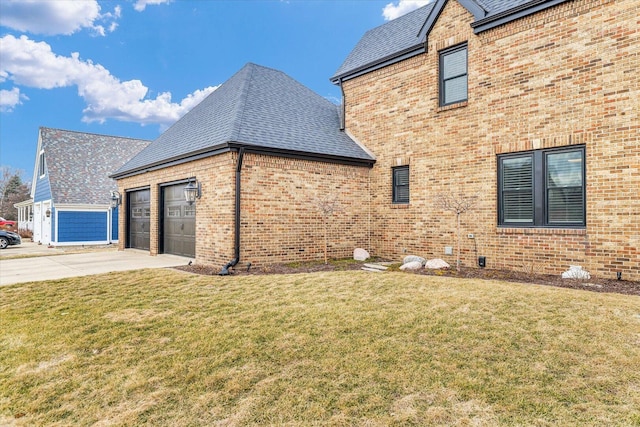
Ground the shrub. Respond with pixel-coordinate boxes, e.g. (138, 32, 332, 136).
(17, 228, 33, 239)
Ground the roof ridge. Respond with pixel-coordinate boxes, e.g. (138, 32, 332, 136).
(39, 126, 150, 142)
(230, 63, 257, 142)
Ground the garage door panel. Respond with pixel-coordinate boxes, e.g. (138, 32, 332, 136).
(162, 184, 195, 258)
(128, 189, 150, 250)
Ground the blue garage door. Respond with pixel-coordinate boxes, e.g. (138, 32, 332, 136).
(58, 211, 107, 243)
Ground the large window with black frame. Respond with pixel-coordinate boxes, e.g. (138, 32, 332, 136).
(498, 146, 585, 227)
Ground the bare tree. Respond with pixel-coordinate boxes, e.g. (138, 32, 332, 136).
(436, 192, 477, 272)
(315, 195, 343, 264)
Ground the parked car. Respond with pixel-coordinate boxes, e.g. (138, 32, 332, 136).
(0, 230, 21, 249)
(0, 217, 17, 230)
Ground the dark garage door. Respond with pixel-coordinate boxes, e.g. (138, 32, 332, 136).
(128, 189, 150, 250)
(162, 184, 195, 258)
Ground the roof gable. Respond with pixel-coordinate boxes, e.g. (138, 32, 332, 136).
(331, 0, 572, 82)
(114, 63, 374, 178)
(38, 128, 151, 205)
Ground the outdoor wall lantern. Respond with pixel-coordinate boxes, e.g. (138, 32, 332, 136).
(110, 190, 122, 208)
(184, 180, 201, 205)
(45, 208, 51, 218)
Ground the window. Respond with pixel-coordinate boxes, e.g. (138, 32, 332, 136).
(167, 206, 181, 217)
(392, 166, 409, 204)
(38, 151, 46, 177)
(184, 205, 196, 217)
(439, 44, 468, 106)
(498, 146, 585, 227)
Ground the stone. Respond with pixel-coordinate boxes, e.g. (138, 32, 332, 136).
(425, 258, 450, 269)
(403, 255, 426, 265)
(400, 261, 423, 271)
(561, 265, 591, 280)
(361, 267, 383, 273)
(353, 248, 370, 261)
(364, 263, 388, 271)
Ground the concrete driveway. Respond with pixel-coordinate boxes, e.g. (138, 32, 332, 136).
(0, 242, 193, 286)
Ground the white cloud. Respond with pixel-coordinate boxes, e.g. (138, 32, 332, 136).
(0, 35, 218, 125)
(382, 0, 433, 20)
(134, 0, 173, 12)
(0, 87, 28, 112)
(0, 0, 120, 36)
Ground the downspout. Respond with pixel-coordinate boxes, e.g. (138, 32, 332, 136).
(219, 147, 245, 275)
(338, 78, 345, 131)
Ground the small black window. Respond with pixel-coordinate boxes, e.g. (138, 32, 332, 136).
(393, 166, 409, 204)
(498, 146, 585, 227)
(439, 44, 468, 106)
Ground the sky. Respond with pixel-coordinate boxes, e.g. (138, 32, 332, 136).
(0, 0, 431, 182)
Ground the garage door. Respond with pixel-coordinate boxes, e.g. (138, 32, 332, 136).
(162, 184, 195, 258)
(128, 189, 150, 250)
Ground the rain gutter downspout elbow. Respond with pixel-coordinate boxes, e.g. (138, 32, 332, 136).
(219, 147, 245, 275)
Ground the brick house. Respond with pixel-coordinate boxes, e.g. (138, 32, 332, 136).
(112, 0, 638, 280)
(331, 0, 638, 280)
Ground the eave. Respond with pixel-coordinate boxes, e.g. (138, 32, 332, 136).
(332, 0, 573, 83)
(330, 44, 425, 84)
(471, 0, 573, 34)
(110, 141, 375, 180)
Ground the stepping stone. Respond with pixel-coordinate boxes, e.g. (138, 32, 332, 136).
(363, 263, 388, 271)
(361, 267, 384, 273)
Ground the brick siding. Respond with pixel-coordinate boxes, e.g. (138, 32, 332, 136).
(342, 0, 639, 280)
(117, 152, 371, 268)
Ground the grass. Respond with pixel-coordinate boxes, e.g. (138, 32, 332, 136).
(1, 270, 639, 426)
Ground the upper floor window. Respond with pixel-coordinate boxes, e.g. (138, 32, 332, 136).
(38, 151, 46, 177)
(498, 146, 585, 227)
(439, 44, 468, 106)
(392, 166, 409, 204)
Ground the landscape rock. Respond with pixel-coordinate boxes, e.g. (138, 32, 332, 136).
(561, 265, 591, 280)
(400, 261, 423, 271)
(403, 255, 426, 266)
(425, 258, 450, 269)
(353, 248, 370, 261)
(364, 263, 388, 271)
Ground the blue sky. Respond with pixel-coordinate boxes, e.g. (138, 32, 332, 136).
(0, 0, 430, 181)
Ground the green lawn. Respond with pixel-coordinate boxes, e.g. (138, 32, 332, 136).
(1, 270, 639, 426)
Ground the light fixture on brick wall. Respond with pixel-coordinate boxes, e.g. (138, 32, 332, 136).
(184, 180, 201, 205)
(110, 190, 122, 208)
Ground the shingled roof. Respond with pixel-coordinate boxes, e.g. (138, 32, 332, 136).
(331, 0, 571, 83)
(113, 63, 375, 178)
(331, 3, 436, 84)
(38, 127, 151, 205)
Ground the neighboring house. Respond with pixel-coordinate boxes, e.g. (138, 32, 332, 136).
(112, 0, 638, 281)
(13, 199, 33, 231)
(331, 0, 638, 280)
(31, 127, 151, 246)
